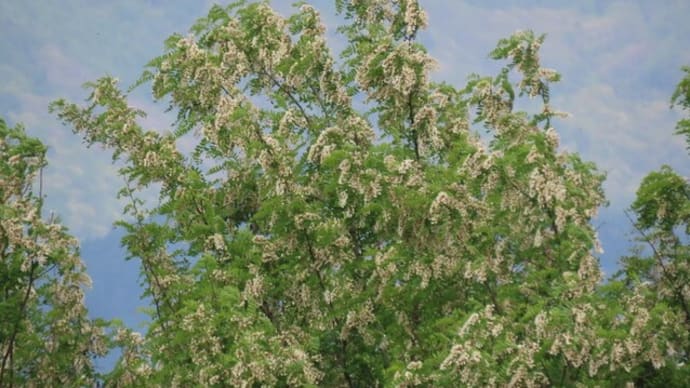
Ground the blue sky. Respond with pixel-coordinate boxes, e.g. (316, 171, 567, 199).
(2, 0, 690, 342)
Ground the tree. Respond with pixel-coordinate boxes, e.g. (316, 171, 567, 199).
(0, 118, 107, 386)
(613, 66, 690, 386)
(49, 0, 682, 385)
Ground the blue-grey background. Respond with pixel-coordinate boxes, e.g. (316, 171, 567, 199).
(2, 0, 690, 370)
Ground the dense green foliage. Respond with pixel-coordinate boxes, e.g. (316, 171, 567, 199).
(2, 0, 690, 386)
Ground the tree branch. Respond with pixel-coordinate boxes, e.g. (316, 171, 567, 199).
(624, 210, 690, 325)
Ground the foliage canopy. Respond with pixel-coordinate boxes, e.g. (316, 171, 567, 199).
(2, 0, 690, 386)
(0, 118, 107, 386)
